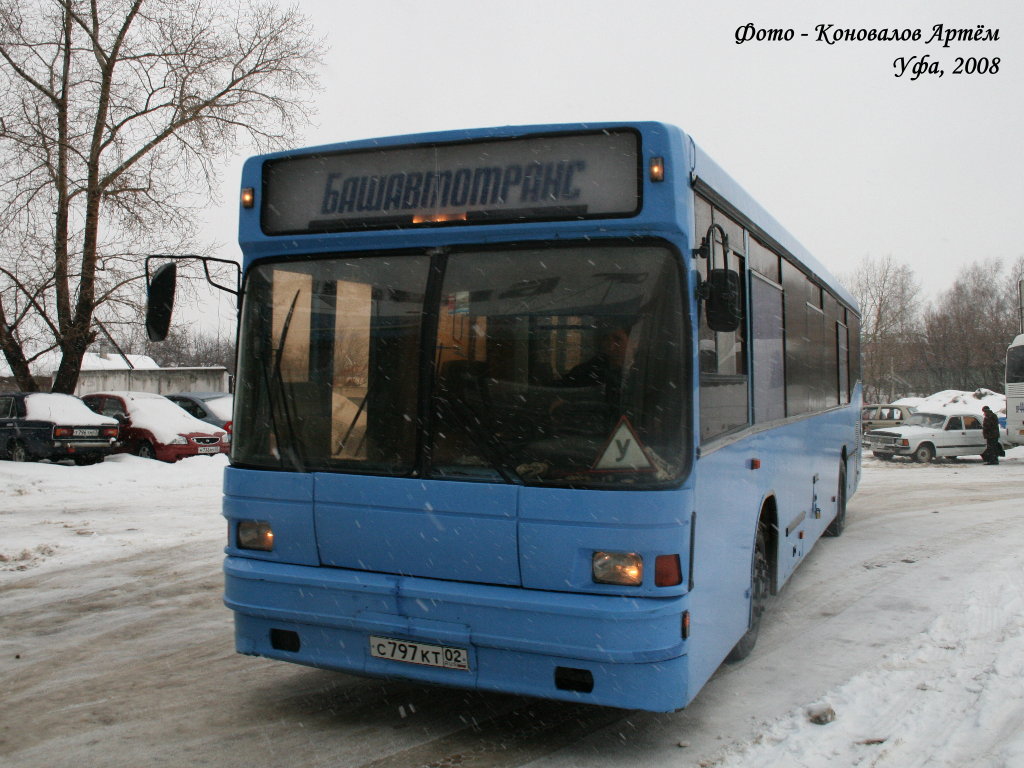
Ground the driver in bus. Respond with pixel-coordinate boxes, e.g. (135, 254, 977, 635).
(549, 318, 635, 426)
(559, 319, 632, 397)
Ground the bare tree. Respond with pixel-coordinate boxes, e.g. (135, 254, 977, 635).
(844, 254, 922, 402)
(1003, 255, 1024, 336)
(0, 0, 323, 392)
(143, 326, 235, 374)
(922, 258, 1022, 392)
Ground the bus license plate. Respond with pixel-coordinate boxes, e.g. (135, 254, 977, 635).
(369, 635, 470, 671)
(197, 446, 220, 454)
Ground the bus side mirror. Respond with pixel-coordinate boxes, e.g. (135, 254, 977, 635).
(705, 268, 742, 333)
(146, 262, 177, 342)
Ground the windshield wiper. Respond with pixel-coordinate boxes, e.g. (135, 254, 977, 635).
(263, 289, 307, 471)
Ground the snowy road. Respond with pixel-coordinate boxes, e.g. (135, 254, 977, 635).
(2, 451, 1023, 767)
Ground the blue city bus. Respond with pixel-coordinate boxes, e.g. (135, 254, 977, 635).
(149, 122, 861, 712)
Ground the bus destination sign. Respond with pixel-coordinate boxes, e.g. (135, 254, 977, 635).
(261, 130, 640, 234)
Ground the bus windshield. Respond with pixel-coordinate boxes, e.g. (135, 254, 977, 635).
(1008, 344, 1024, 384)
(233, 243, 689, 487)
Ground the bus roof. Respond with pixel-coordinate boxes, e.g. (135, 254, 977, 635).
(688, 138, 857, 310)
(243, 121, 857, 311)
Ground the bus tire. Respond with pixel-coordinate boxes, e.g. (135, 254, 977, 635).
(725, 526, 770, 663)
(824, 462, 847, 537)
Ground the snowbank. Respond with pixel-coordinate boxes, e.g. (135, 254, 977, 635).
(894, 388, 1005, 416)
(0, 453, 227, 575)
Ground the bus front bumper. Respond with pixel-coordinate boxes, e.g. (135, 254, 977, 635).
(224, 555, 689, 712)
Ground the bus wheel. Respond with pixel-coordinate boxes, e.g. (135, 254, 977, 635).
(726, 527, 769, 662)
(912, 443, 935, 463)
(824, 462, 847, 537)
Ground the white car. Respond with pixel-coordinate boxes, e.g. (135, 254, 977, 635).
(866, 410, 1007, 463)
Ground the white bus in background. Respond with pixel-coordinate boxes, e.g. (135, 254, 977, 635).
(1010, 280, 1024, 447)
(1008, 334, 1024, 446)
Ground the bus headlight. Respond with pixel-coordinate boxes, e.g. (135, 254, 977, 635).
(592, 551, 643, 586)
(238, 521, 274, 551)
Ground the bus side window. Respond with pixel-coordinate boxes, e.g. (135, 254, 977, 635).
(696, 197, 750, 442)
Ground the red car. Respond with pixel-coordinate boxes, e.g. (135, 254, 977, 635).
(81, 391, 230, 462)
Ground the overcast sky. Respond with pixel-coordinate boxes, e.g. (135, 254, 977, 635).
(199, 0, 1024, 311)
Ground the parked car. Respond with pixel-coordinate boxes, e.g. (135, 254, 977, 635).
(865, 409, 1009, 463)
(165, 392, 233, 432)
(861, 403, 915, 435)
(0, 391, 119, 464)
(81, 391, 229, 462)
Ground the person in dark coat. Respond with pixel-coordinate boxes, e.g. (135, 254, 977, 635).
(550, 319, 634, 430)
(981, 405, 1002, 465)
(558, 322, 631, 400)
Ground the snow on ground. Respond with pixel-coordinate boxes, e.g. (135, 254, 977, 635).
(710, 501, 1024, 767)
(0, 453, 226, 575)
(3, 447, 1024, 767)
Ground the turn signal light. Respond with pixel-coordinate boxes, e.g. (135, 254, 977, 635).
(655, 554, 682, 586)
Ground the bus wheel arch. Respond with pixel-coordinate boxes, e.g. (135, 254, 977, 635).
(759, 496, 779, 595)
(725, 498, 777, 663)
(825, 459, 847, 537)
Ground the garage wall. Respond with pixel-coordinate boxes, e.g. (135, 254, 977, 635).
(74, 367, 230, 396)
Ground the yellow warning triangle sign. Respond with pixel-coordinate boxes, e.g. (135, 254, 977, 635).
(593, 417, 655, 472)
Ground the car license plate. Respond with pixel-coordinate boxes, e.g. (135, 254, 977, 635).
(197, 446, 220, 454)
(369, 635, 470, 671)
(73, 428, 98, 437)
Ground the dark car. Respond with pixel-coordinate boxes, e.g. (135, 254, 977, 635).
(81, 391, 229, 462)
(0, 391, 119, 464)
(165, 392, 233, 432)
